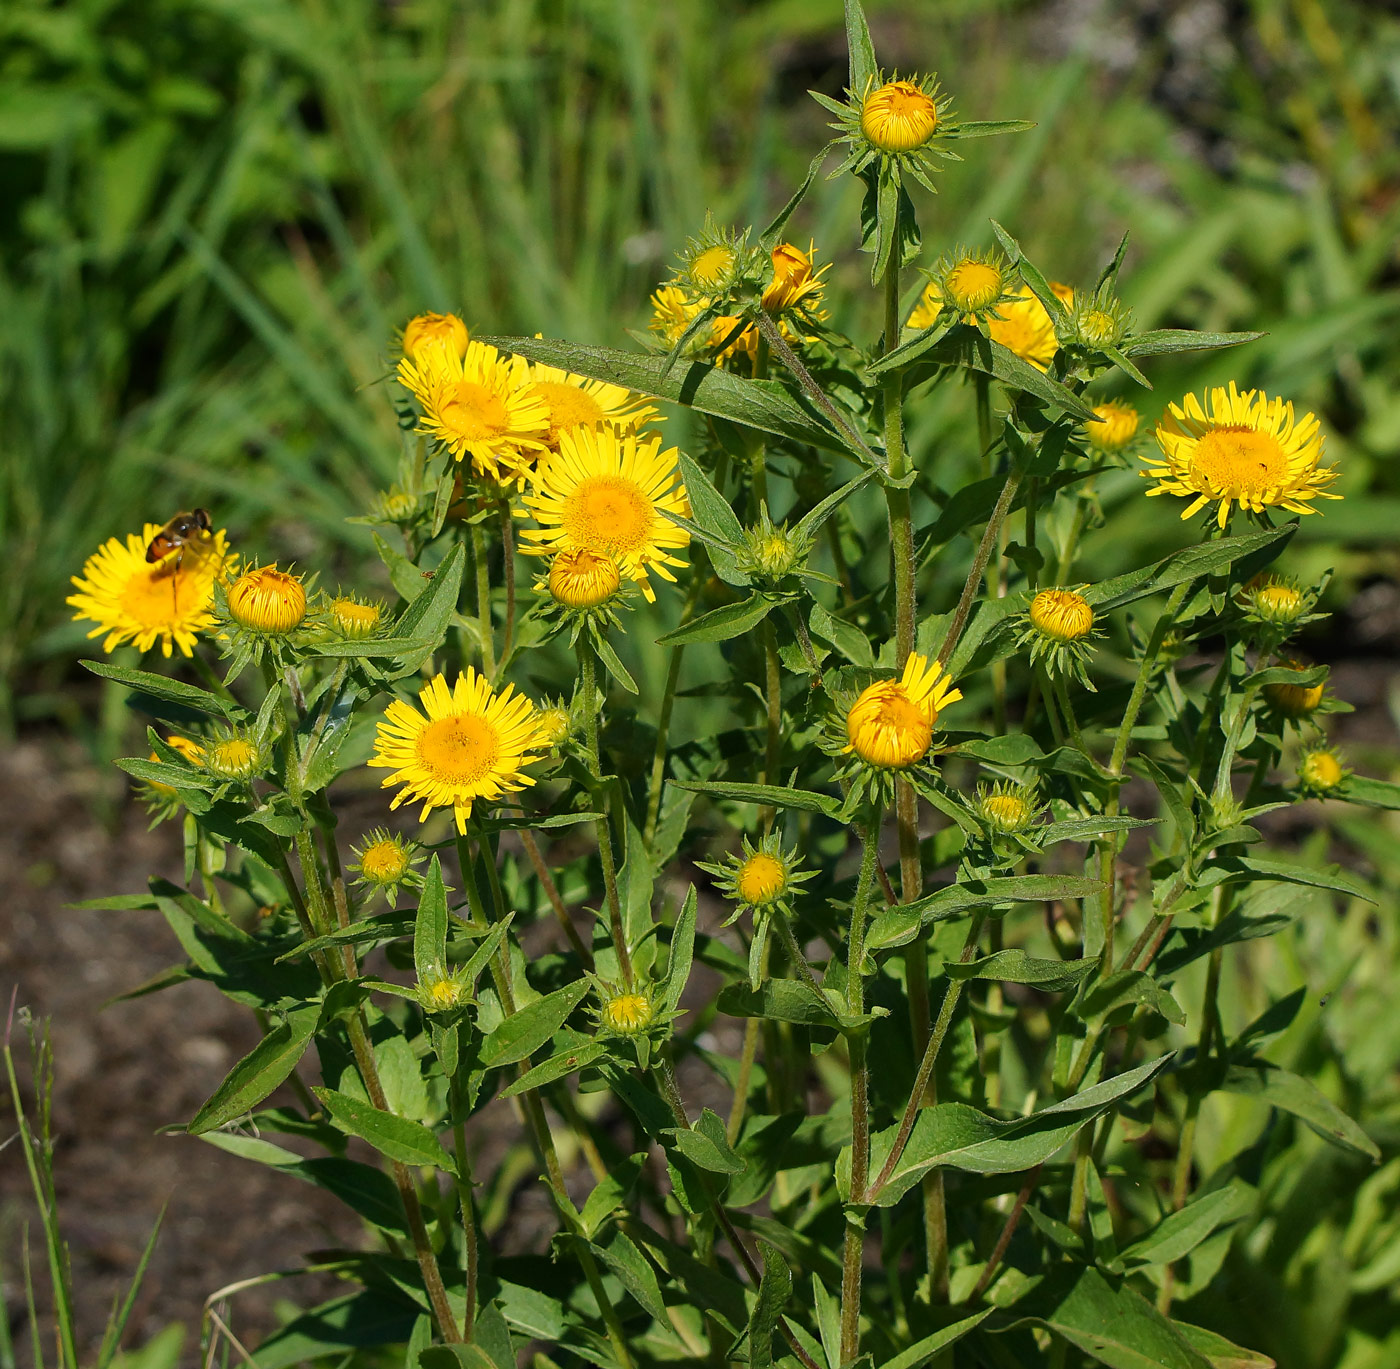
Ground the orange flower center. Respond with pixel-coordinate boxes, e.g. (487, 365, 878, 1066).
(1190, 427, 1288, 497)
(561, 475, 653, 557)
(534, 381, 605, 446)
(416, 714, 500, 784)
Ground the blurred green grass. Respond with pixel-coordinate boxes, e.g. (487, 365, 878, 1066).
(3, 0, 1399, 738)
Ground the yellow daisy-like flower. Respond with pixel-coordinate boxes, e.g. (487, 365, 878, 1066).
(68, 522, 235, 658)
(368, 671, 547, 835)
(397, 341, 548, 483)
(518, 427, 690, 602)
(649, 285, 705, 347)
(761, 241, 828, 316)
(548, 547, 622, 608)
(401, 312, 469, 365)
(1086, 401, 1141, 453)
(527, 363, 658, 452)
(861, 79, 940, 152)
(227, 566, 307, 634)
(1029, 588, 1095, 643)
(1143, 382, 1338, 529)
(844, 653, 962, 770)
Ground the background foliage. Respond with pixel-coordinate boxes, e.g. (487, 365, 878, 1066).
(2, 2, 1399, 1368)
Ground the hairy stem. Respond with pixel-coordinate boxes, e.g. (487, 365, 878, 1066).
(470, 519, 495, 680)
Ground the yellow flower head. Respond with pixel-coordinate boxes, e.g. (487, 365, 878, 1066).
(397, 341, 548, 484)
(649, 285, 705, 347)
(368, 671, 547, 834)
(68, 522, 235, 658)
(976, 780, 1041, 835)
(1297, 746, 1346, 794)
(1264, 661, 1326, 719)
(329, 596, 383, 639)
(350, 828, 424, 902)
(206, 736, 262, 782)
(943, 254, 1007, 313)
(373, 489, 420, 524)
(420, 969, 470, 1013)
(1029, 588, 1095, 643)
(1143, 382, 1338, 528)
(401, 312, 469, 365)
(736, 852, 787, 906)
(861, 79, 940, 152)
(536, 704, 573, 747)
(527, 363, 658, 452)
(690, 245, 737, 289)
(1087, 401, 1141, 453)
(600, 990, 656, 1035)
(548, 547, 622, 609)
(762, 241, 828, 316)
(227, 566, 307, 634)
(518, 427, 690, 602)
(845, 653, 961, 770)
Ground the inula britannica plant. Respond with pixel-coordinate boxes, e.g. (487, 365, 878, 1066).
(59, 5, 1391, 1366)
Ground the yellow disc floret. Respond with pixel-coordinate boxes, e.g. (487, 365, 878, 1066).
(369, 671, 547, 834)
(845, 653, 961, 770)
(861, 79, 939, 152)
(1143, 382, 1338, 528)
(358, 837, 412, 885)
(1298, 747, 1345, 792)
(1029, 589, 1095, 643)
(227, 567, 307, 634)
(601, 991, 655, 1035)
(330, 597, 382, 639)
(548, 547, 622, 609)
(945, 258, 1004, 312)
(735, 852, 787, 906)
(206, 737, 261, 781)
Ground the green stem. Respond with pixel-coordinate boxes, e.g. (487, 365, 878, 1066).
(868, 913, 988, 1202)
(762, 619, 782, 831)
(578, 642, 632, 985)
(470, 519, 496, 680)
(448, 1079, 479, 1340)
(643, 571, 704, 845)
(840, 824, 882, 1362)
(519, 827, 593, 968)
(499, 499, 517, 670)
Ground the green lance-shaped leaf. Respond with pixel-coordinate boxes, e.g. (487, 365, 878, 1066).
(1172, 1322, 1276, 1369)
(670, 448, 749, 587)
(81, 660, 243, 720)
(988, 1265, 1214, 1369)
(990, 220, 1072, 326)
(663, 1108, 746, 1175)
(1338, 774, 1400, 810)
(716, 979, 841, 1028)
(1077, 969, 1186, 1026)
(480, 979, 591, 1069)
(579, 1155, 646, 1240)
(590, 1228, 669, 1321)
(1090, 526, 1293, 613)
(1217, 1060, 1379, 1161)
(498, 1039, 608, 1100)
(794, 467, 877, 539)
(845, 0, 878, 96)
(946, 951, 1099, 994)
(661, 886, 697, 1016)
(1110, 1179, 1255, 1272)
(656, 593, 779, 646)
(866, 874, 1107, 953)
(306, 636, 434, 660)
(386, 541, 465, 678)
(374, 531, 426, 601)
(669, 778, 842, 817)
(186, 1003, 320, 1135)
(1205, 854, 1374, 905)
(735, 1244, 792, 1369)
(895, 322, 1097, 421)
(313, 1086, 457, 1173)
(412, 856, 448, 983)
(1122, 328, 1266, 359)
(482, 336, 856, 459)
(880, 1311, 992, 1369)
(858, 1053, 1173, 1205)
